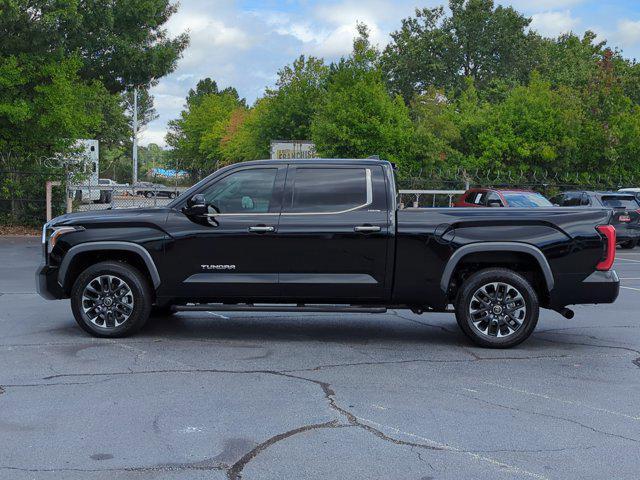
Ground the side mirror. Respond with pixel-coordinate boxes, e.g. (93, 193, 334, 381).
(487, 200, 502, 208)
(184, 194, 207, 216)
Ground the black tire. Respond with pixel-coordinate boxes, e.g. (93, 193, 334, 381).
(70, 261, 152, 338)
(455, 268, 539, 348)
(620, 239, 637, 249)
(168, 192, 176, 199)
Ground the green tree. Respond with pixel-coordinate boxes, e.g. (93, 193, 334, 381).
(477, 73, 583, 172)
(219, 99, 272, 163)
(0, 55, 105, 156)
(255, 56, 328, 143)
(166, 87, 246, 173)
(409, 88, 462, 172)
(214, 56, 329, 165)
(311, 25, 413, 165)
(381, 0, 540, 102)
(578, 51, 640, 176)
(0, 0, 189, 93)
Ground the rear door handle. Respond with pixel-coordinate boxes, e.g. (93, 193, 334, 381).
(354, 225, 381, 233)
(248, 226, 275, 233)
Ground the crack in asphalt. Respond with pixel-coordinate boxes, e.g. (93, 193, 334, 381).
(534, 335, 640, 369)
(470, 446, 597, 454)
(227, 420, 342, 480)
(484, 382, 640, 422)
(17, 367, 549, 479)
(280, 353, 574, 373)
(460, 393, 640, 444)
(0, 459, 227, 474)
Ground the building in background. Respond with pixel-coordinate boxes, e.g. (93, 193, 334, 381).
(270, 140, 317, 159)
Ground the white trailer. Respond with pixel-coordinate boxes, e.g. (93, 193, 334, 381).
(68, 139, 102, 203)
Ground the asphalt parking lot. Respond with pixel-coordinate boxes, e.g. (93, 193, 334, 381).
(1, 236, 639, 480)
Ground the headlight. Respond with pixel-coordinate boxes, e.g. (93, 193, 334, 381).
(43, 225, 84, 254)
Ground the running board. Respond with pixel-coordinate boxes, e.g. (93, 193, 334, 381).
(173, 304, 387, 314)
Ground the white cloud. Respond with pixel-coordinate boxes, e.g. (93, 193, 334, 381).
(617, 19, 640, 44)
(530, 10, 580, 37)
(139, 128, 168, 147)
(507, 0, 585, 10)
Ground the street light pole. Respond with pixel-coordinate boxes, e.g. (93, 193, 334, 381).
(132, 86, 138, 184)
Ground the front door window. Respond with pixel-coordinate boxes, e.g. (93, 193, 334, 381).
(202, 168, 278, 213)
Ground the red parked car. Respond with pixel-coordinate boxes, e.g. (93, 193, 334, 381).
(454, 188, 553, 208)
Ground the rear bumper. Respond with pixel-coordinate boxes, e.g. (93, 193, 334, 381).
(35, 262, 65, 300)
(549, 270, 619, 308)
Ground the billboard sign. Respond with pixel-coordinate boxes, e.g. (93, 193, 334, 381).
(270, 140, 317, 159)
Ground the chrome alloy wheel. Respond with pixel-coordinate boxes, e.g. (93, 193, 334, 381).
(81, 275, 134, 328)
(468, 282, 527, 338)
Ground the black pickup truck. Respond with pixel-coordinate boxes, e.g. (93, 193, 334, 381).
(37, 159, 620, 348)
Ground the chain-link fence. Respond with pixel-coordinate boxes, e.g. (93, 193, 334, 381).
(4, 162, 640, 226)
(1, 170, 67, 227)
(395, 166, 640, 207)
(68, 184, 188, 212)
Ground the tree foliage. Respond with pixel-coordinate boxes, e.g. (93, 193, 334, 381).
(166, 81, 246, 172)
(381, 0, 540, 102)
(0, 0, 189, 93)
(311, 25, 413, 165)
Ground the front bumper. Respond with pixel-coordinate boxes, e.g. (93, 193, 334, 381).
(549, 270, 619, 308)
(35, 262, 65, 300)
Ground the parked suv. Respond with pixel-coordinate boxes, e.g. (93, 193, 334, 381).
(454, 188, 552, 208)
(550, 191, 640, 248)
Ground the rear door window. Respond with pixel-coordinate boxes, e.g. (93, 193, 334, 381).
(562, 193, 583, 206)
(469, 191, 486, 205)
(286, 167, 370, 213)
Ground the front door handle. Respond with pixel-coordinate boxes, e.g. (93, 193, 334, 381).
(354, 225, 381, 233)
(249, 225, 275, 233)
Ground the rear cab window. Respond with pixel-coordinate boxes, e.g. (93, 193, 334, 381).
(600, 195, 639, 209)
(284, 167, 372, 213)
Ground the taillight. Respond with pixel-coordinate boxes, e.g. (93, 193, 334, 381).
(596, 225, 616, 271)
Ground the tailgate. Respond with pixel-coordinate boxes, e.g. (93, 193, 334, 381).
(601, 195, 640, 228)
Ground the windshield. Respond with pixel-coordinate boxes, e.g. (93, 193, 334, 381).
(601, 196, 639, 209)
(503, 192, 552, 207)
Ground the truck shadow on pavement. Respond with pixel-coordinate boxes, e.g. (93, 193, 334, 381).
(138, 311, 469, 347)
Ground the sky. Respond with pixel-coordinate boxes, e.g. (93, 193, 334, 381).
(140, 0, 640, 147)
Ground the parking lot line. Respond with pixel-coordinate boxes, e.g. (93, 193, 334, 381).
(620, 286, 640, 293)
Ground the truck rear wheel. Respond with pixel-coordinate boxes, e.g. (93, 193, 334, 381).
(454, 268, 539, 348)
(70, 261, 152, 338)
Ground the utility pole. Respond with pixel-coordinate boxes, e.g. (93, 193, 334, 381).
(132, 86, 138, 184)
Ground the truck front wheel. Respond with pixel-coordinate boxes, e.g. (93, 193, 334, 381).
(70, 261, 152, 338)
(454, 268, 539, 348)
